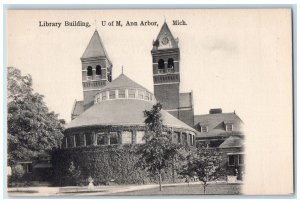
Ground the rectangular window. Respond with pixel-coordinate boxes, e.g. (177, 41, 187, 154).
(201, 126, 208, 133)
(128, 89, 136, 98)
(85, 133, 94, 146)
(110, 133, 118, 145)
(102, 93, 107, 101)
(138, 90, 144, 99)
(226, 124, 233, 131)
(77, 134, 85, 146)
(183, 133, 188, 145)
(109, 90, 116, 99)
(27, 163, 33, 173)
(97, 133, 106, 145)
(118, 89, 126, 98)
(176, 132, 181, 144)
(145, 93, 150, 100)
(238, 154, 244, 165)
(136, 131, 145, 144)
(67, 136, 74, 148)
(122, 131, 132, 144)
(189, 134, 193, 146)
(228, 155, 236, 166)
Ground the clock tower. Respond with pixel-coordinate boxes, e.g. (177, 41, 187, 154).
(151, 22, 194, 127)
(151, 22, 180, 114)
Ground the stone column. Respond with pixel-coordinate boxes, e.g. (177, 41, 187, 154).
(73, 135, 76, 147)
(107, 134, 110, 145)
(93, 132, 97, 146)
(65, 137, 68, 148)
(83, 133, 86, 146)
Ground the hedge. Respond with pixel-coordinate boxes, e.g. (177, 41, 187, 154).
(52, 145, 184, 186)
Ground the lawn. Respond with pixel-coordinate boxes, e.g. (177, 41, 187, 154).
(110, 183, 242, 196)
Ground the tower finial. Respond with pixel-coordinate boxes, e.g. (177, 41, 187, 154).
(164, 15, 166, 23)
(122, 65, 124, 74)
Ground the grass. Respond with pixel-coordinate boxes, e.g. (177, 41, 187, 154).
(110, 183, 242, 196)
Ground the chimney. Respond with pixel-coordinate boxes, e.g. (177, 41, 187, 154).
(209, 108, 222, 114)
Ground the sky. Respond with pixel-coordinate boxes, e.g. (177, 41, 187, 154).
(7, 9, 293, 194)
(6, 9, 268, 123)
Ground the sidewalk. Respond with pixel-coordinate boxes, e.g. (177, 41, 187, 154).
(7, 181, 243, 197)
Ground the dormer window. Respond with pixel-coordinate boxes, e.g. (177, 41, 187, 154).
(201, 125, 208, 133)
(226, 124, 233, 132)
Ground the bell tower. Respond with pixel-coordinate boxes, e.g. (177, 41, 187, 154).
(151, 22, 180, 113)
(81, 30, 113, 110)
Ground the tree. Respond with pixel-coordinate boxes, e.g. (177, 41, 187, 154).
(135, 103, 183, 191)
(181, 146, 225, 194)
(7, 67, 65, 165)
(11, 164, 25, 182)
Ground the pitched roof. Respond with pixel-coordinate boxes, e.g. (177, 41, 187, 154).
(219, 135, 244, 148)
(66, 99, 196, 132)
(100, 74, 151, 92)
(71, 100, 84, 117)
(194, 112, 244, 138)
(152, 22, 178, 51)
(82, 30, 111, 60)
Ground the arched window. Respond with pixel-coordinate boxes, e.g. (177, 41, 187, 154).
(158, 59, 165, 69)
(168, 58, 174, 68)
(96, 65, 102, 75)
(87, 66, 93, 76)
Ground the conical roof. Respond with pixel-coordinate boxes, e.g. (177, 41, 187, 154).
(152, 22, 178, 51)
(82, 30, 110, 59)
(65, 99, 196, 132)
(100, 73, 150, 92)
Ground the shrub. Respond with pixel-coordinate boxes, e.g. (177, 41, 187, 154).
(52, 145, 182, 186)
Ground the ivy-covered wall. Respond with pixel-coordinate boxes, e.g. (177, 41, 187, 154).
(52, 145, 183, 186)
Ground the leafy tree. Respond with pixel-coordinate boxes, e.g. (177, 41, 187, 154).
(7, 67, 65, 166)
(11, 164, 25, 182)
(135, 103, 184, 191)
(181, 146, 225, 194)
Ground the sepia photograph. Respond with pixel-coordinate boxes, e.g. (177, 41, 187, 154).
(4, 7, 294, 197)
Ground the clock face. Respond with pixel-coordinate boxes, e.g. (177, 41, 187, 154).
(161, 37, 169, 45)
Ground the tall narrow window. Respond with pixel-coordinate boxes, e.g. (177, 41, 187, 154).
(168, 58, 174, 68)
(176, 132, 181, 144)
(97, 133, 106, 145)
(85, 133, 94, 146)
(128, 89, 136, 98)
(228, 155, 236, 166)
(118, 89, 126, 98)
(136, 131, 145, 144)
(138, 90, 144, 99)
(158, 59, 165, 69)
(96, 65, 102, 75)
(122, 131, 132, 144)
(87, 66, 93, 77)
(107, 72, 112, 82)
(110, 133, 118, 145)
(109, 90, 116, 99)
(102, 92, 107, 100)
(226, 124, 233, 131)
(76, 134, 85, 147)
(238, 154, 244, 165)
